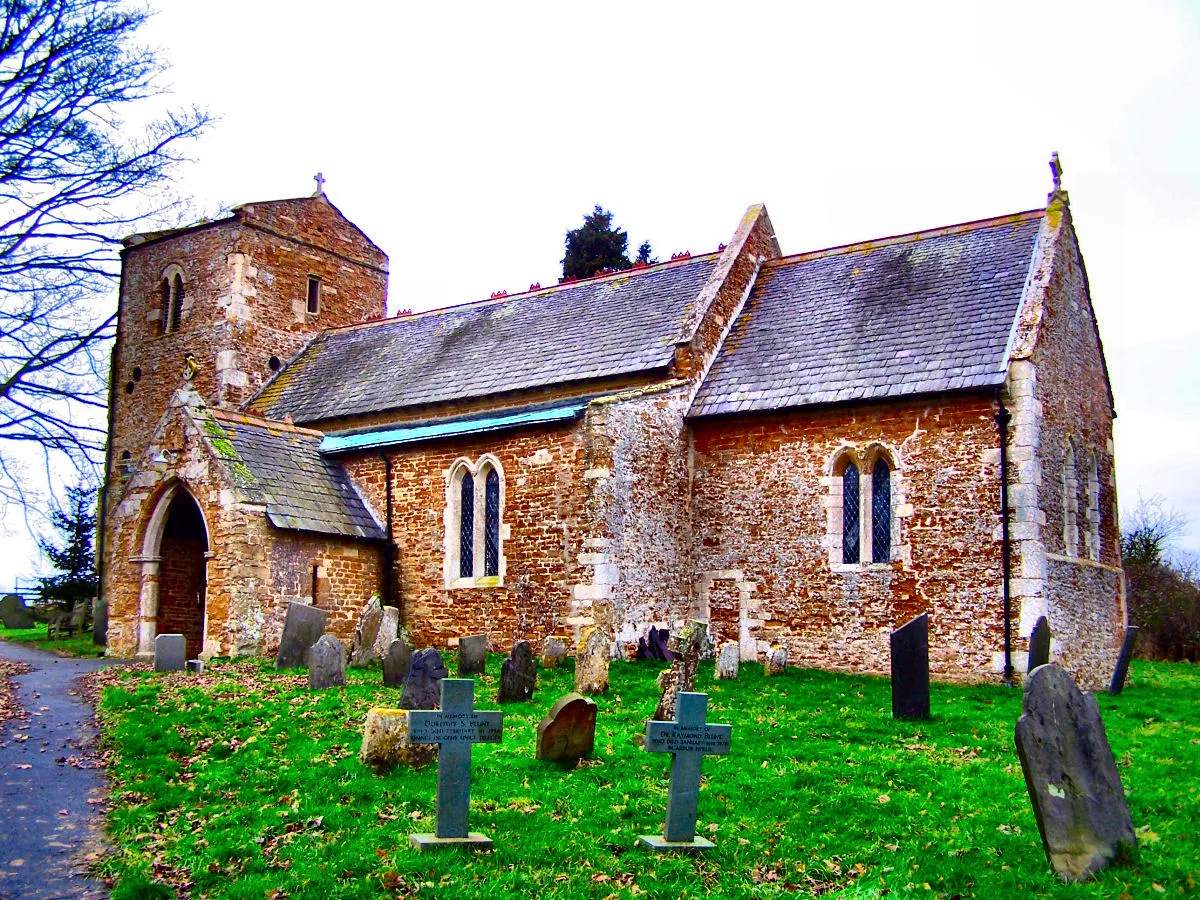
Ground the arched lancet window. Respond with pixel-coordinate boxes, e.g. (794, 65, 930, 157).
(842, 461, 860, 564)
(159, 267, 185, 334)
(1085, 452, 1101, 562)
(484, 467, 500, 577)
(170, 274, 184, 333)
(872, 458, 892, 563)
(160, 278, 172, 333)
(459, 472, 475, 578)
(1062, 442, 1078, 557)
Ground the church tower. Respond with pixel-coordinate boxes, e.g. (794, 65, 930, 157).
(106, 188, 388, 473)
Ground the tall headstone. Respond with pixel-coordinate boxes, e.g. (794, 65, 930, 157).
(371, 606, 400, 660)
(648, 627, 674, 661)
(536, 693, 598, 761)
(154, 633, 186, 672)
(574, 627, 609, 695)
(382, 639, 413, 688)
(309, 634, 347, 689)
(458, 634, 487, 676)
(0, 594, 35, 629)
(638, 692, 732, 852)
(408, 679, 504, 850)
(276, 602, 328, 669)
(497, 640, 537, 702)
(540, 637, 567, 669)
(349, 597, 384, 667)
(1028, 615, 1052, 672)
(400, 648, 449, 710)
(653, 621, 707, 722)
(714, 642, 739, 680)
(1014, 664, 1137, 881)
(890, 613, 930, 719)
(1109, 626, 1140, 696)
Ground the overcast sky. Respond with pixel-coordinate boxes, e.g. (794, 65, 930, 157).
(3, 0, 1199, 589)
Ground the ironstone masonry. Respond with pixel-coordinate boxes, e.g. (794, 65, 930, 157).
(99, 174, 1127, 688)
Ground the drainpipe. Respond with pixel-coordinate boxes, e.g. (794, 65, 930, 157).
(995, 395, 1014, 686)
(380, 453, 396, 610)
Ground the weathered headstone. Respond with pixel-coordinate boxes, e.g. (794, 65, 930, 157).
(1028, 615, 1052, 672)
(275, 601, 328, 669)
(408, 679, 504, 849)
(638, 691, 732, 852)
(714, 642, 739, 680)
(382, 639, 414, 688)
(349, 597, 384, 667)
(360, 707, 437, 772)
(648, 627, 674, 661)
(654, 621, 707, 722)
(1014, 664, 1137, 881)
(309, 634, 347, 689)
(400, 648, 449, 709)
(764, 646, 787, 675)
(186, 659, 204, 674)
(540, 637, 567, 669)
(458, 634, 487, 676)
(536, 693, 598, 761)
(372, 606, 400, 660)
(0, 594, 35, 629)
(574, 627, 609, 695)
(890, 612, 930, 719)
(154, 633, 186, 672)
(497, 640, 537, 703)
(1109, 626, 1139, 696)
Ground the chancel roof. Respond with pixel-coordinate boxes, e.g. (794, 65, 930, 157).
(689, 211, 1044, 417)
(252, 254, 720, 424)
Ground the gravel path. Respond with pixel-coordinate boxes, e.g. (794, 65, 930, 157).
(0, 641, 116, 899)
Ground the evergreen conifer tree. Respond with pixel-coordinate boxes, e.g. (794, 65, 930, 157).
(36, 480, 99, 614)
(562, 206, 654, 279)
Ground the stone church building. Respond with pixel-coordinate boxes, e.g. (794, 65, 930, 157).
(98, 175, 1126, 686)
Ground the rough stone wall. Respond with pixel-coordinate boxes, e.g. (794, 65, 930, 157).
(691, 394, 1008, 682)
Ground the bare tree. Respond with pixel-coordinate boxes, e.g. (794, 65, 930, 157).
(0, 0, 209, 511)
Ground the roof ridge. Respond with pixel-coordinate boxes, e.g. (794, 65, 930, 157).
(768, 208, 1045, 267)
(208, 407, 324, 437)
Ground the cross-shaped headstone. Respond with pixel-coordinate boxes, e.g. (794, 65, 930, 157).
(408, 679, 503, 850)
(313, 171, 325, 195)
(638, 691, 731, 852)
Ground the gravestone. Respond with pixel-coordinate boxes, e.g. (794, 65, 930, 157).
(890, 612, 930, 719)
(409, 679, 504, 849)
(1028, 615, 1051, 672)
(1109, 626, 1140, 696)
(309, 634, 347, 689)
(648, 627, 673, 661)
(458, 634, 487, 676)
(574, 627, 610, 695)
(536, 693, 597, 761)
(714, 642, 739, 680)
(1014, 664, 1137, 881)
(0, 594, 35, 629)
(540, 637, 567, 669)
(497, 640, 537, 703)
(154, 633, 186, 672)
(372, 606, 400, 660)
(186, 659, 204, 674)
(654, 621, 707, 722)
(400, 648, 449, 709)
(275, 602, 328, 669)
(764, 646, 787, 675)
(382, 639, 413, 688)
(349, 598, 384, 667)
(360, 707, 437, 772)
(638, 691, 732, 852)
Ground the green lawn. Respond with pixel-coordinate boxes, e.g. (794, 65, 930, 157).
(0, 621, 105, 657)
(94, 656, 1198, 899)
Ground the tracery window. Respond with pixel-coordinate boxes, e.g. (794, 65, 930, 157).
(872, 458, 892, 563)
(459, 473, 475, 578)
(842, 461, 861, 565)
(832, 448, 897, 568)
(446, 455, 506, 588)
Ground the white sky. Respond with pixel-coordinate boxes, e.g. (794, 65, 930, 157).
(3, 0, 1199, 588)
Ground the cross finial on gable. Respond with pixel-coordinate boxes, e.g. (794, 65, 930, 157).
(313, 172, 326, 196)
(1049, 152, 1063, 192)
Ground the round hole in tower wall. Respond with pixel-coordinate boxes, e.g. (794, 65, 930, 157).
(268, 355, 281, 371)
(124, 381, 135, 394)
(132, 367, 142, 381)
(120, 450, 132, 460)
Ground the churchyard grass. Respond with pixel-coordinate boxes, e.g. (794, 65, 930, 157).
(0, 622, 104, 657)
(93, 657, 1198, 899)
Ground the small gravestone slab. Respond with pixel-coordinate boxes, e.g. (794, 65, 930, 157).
(1109, 626, 1139, 696)
(714, 642, 739, 680)
(400, 648, 449, 710)
(890, 613, 930, 719)
(636, 636, 651, 659)
(276, 602, 328, 669)
(154, 634, 186, 672)
(638, 692, 731, 852)
(0, 594, 35, 629)
(383, 639, 413, 688)
(349, 599, 384, 667)
(458, 634, 486, 676)
(654, 621, 707, 722)
(536, 693, 597, 761)
(409, 679, 503, 849)
(498, 640, 537, 703)
(186, 659, 204, 674)
(764, 646, 787, 675)
(1028, 615, 1052, 672)
(648, 627, 674, 661)
(360, 707, 437, 772)
(309, 634, 347, 689)
(1015, 664, 1137, 880)
(540, 637, 567, 669)
(574, 627, 610, 695)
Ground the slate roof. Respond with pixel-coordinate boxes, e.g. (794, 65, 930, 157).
(205, 410, 385, 540)
(689, 211, 1044, 417)
(253, 254, 720, 424)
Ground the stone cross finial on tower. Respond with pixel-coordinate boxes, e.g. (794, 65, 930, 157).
(313, 172, 325, 196)
(1049, 152, 1063, 192)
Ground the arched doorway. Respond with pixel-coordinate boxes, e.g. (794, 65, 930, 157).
(140, 485, 209, 659)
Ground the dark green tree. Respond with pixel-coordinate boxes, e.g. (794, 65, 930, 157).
(562, 206, 653, 279)
(1121, 496, 1200, 661)
(36, 479, 99, 614)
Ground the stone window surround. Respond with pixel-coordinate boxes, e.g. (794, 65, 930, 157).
(157, 263, 188, 335)
(306, 274, 321, 315)
(825, 443, 904, 572)
(1062, 439, 1079, 557)
(443, 453, 509, 590)
(1084, 449, 1101, 563)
